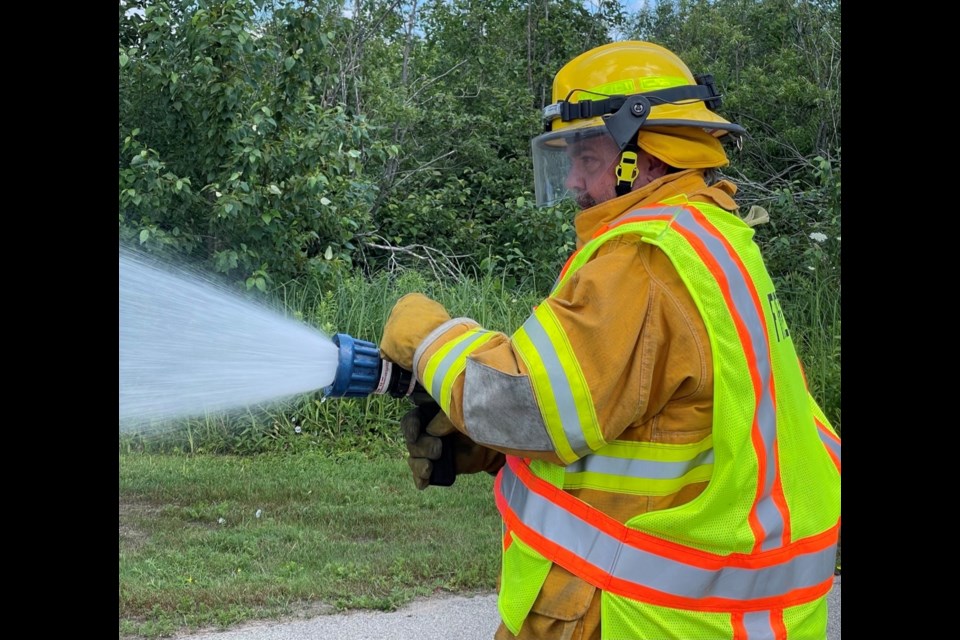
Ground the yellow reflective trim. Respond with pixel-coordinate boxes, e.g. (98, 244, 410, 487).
(422, 330, 482, 407)
(584, 76, 688, 99)
(553, 218, 673, 295)
(534, 304, 604, 452)
(513, 325, 578, 464)
(563, 437, 714, 494)
(657, 193, 689, 205)
(598, 435, 714, 462)
(636, 75, 688, 91)
(584, 78, 635, 97)
(564, 464, 714, 496)
(438, 332, 496, 409)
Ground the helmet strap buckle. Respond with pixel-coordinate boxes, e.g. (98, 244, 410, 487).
(615, 146, 640, 197)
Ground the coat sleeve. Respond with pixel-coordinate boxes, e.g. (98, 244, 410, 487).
(414, 237, 709, 465)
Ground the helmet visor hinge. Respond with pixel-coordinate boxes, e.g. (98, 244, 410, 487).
(603, 95, 652, 152)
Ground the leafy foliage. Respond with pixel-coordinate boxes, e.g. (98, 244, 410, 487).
(120, 0, 394, 287)
(122, 0, 840, 287)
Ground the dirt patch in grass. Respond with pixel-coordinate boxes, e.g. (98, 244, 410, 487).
(119, 497, 162, 551)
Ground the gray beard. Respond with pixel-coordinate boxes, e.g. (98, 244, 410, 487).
(575, 193, 597, 209)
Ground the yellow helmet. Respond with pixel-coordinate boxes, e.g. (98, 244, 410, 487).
(532, 41, 745, 206)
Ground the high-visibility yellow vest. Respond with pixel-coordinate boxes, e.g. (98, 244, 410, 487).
(492, 201, 841, 639)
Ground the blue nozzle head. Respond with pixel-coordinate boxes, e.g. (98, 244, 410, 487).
(325, 333, 383, 398)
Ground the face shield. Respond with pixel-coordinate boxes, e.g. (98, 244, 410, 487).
(531, 123, 614, 208)
(531, 94, 655, 208)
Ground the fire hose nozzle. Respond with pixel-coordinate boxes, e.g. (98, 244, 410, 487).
(324, 333, 418, 399)
(322, 332, 456, 487)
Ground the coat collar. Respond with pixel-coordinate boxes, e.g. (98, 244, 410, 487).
(573, 170, 739, 248)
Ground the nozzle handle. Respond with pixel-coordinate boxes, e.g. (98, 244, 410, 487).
(413, 402, 457, 487)
(429, 436, 457, 486)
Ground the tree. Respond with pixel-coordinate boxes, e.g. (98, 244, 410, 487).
(119, 0, 394, 287)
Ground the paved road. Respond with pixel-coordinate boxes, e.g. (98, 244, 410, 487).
(171, 575, 840, 639)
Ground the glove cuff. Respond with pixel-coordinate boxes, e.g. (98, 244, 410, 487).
(413, 317, 481, 378)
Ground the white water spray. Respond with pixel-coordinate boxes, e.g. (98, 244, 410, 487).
(119, 246, 339, 429)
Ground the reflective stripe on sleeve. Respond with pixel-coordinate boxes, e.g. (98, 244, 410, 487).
(512, 304, 603, 463)
(421, 328, 495, 413)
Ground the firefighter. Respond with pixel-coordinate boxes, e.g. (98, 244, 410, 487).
(381, 41, 841, 639)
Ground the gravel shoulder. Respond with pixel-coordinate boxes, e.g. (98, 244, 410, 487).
(165, 576, 840, 640)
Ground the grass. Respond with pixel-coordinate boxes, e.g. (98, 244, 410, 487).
(119, 451, 501, 638)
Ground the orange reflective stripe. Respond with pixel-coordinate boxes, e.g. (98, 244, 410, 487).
(674, 205, 790, 551)
(771, 609, 787, 639)
(497, 457, 837, 608)
(732, 612, 747, 638)
(769, 447, 792, 551)
(505, 456, 835, 569)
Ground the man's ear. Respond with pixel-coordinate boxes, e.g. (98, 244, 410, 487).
(631, 151, 670, 189)
(643, 153, 670, 179)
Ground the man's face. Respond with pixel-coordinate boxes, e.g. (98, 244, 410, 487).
(563, 132, 668, 210)
(564, 134, 621, 210)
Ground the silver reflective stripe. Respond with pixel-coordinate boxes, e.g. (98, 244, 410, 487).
(520, 313, 591, 457)
(818, 425, 841, 463)
(669, 208, 782, 551)
(743, 611, 774, 639)
(500, 463, 835, 601)
(426, 329, 490, 401)
(565, 448, 714, 480)
(615, 206, 785, 552)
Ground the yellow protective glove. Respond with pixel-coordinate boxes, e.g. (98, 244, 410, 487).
(380, 293, 451, 370)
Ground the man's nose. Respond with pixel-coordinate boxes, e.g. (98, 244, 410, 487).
(565, 167, 584, 191)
